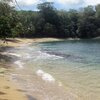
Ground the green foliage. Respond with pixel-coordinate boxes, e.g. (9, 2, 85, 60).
(43, 23, 57, 37)
(0, 1, 19, 38)
(0, 1, 100, 39)
(77, 6, 99, 38)
(0, 16, 11, 38)
(37, 2, 61, 33)
(11, 22, 24, 37)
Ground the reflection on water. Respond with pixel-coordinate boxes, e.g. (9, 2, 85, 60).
(9, 39, 100, 100)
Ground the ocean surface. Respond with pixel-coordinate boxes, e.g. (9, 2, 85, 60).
(8, 39, 100, 100)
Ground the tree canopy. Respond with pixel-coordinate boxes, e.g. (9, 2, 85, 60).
(0, 1, 100, 39)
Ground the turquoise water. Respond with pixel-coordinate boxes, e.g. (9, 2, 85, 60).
(10, 39, 100, 100)
(31, 39, 100, 99)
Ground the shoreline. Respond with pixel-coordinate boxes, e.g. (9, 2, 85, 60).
(0, 38, 62, 47)
(0, 38, 63, 100)
(0, 38, 100, 100)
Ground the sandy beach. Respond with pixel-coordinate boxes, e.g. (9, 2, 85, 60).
(0, 75, 27, 100)
(1, 38, 98, 100)
(0, 38, 62, 100)
(0, 38, 62, 47)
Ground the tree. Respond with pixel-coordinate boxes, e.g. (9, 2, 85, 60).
(43, 23, 57, 37)
(0, 16, 11, 39)
(68, 9, 79, 37)
(37, 2, 61, 37)
(11, 22, 24, 37)
(77, 6, 98, 38)
(58, 10, 70, 37)
(17, 11, 37, 37)
(0, 0, 17, 39)
(0, 1, 100, 39)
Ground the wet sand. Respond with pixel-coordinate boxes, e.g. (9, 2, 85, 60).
(0, 74, 27, 100)
(10, 67, 79, 100)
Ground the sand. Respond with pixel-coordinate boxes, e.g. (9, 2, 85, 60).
(0, 38, 62, 47)
(0, 75, 27, 100)
(0, 38, 62, 100)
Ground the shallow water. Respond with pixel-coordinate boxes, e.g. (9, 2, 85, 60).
(8, 39, 100, 100)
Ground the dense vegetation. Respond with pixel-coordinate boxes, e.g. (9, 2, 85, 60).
(0, 0, 100, 39)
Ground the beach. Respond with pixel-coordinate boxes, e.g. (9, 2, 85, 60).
(0, 38, 62, 100)
(0, 38, 100, 100)
(0, 38, 61, 47)
(0, 74, 27, 100)
(0, 38, 33, 100)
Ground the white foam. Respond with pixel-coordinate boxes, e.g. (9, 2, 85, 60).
(35, 51, 63, 61)
(2, 52, 21, 57)
(42, 73, 55, 82)
(36, 69, 55, 82)
(14, 61, 24, 68)
(8, 53, 21, 57)
(36, 70, 44, 76)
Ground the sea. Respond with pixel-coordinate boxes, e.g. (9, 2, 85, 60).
(8, 39, 100, 100)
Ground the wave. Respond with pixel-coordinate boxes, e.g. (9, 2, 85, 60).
(36, 69, 55, 82)
(45, 51, 83, 61)
(34, 51, 63, 61)
(1, 52, 21, 57)
(8, 53, 21, 57)
(45, 51, 70, 58)
(14, 60, 24, 68)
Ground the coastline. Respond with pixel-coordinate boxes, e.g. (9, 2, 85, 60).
(0, 38, 100, 100)
(0, 38, 62, 100)
(0, 38, 62, 47)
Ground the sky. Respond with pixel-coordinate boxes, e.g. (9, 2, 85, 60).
(13, 0, 100, 11)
